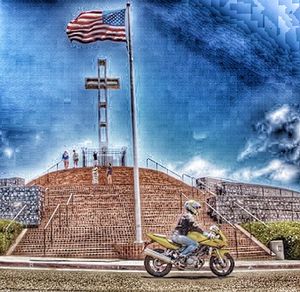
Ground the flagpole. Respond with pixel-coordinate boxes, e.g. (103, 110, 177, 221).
(126, 2, 143, 243)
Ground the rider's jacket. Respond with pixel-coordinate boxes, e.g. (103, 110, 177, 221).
(174, 212, 203, 236)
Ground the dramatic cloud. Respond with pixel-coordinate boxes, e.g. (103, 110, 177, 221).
(178, 156, 299, 184)
(238, 104, 300, 166)
(232, 159, 300, 183)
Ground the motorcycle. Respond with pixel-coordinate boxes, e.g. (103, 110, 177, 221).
(143, 225, 235, 277)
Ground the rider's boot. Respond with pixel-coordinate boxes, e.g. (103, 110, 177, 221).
(174, 255, 187, 270)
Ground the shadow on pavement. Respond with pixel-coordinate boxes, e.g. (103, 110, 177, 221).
(142, 275, 222, 280)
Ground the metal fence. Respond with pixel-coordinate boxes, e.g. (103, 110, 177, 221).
(81, 147, 127, 167)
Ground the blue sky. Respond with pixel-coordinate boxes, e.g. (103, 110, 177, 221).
(1, 0, 300, 190)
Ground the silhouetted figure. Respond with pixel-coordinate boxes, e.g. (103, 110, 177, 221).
(93, 151, 98, 167)
(73, 150, 79, 168)
(106, 163, 113, 185)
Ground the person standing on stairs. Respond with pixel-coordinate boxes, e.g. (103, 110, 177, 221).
(106, 163, 113, 185)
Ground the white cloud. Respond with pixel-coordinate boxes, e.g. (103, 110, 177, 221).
(238, 139, 268, 161)
(232, 159, 299, 183)
(3, 147, 13, 159)
(266, 104, 290, 125)
(192, 131, 208, 141)
(294, 122, 300, 142)
(177, 156, 228, 178)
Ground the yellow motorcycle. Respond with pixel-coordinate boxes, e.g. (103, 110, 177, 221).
(143, 225, 235, 277)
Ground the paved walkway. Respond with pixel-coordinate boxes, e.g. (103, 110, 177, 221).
(1, 256, 300, 271)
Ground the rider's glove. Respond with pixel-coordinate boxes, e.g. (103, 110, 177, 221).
(204, 231, 216, 239)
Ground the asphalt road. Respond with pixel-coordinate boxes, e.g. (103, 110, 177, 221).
(0, 268, 300, 291)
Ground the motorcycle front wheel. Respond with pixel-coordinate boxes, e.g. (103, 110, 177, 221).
(144, 248, 172, 277)
(209, 252, 235, 277)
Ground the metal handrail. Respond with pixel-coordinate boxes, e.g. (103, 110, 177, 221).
(66, 193, 74, 227)
(27, 160, 63, 184)
(204, 201, 237, 230)
(2, 205, 27, 252)
(146, 158, 182, 180)
(182, 173, 196, 187)
(43, 204, 61, 256)
(44, 204, 61, 230)
(233, 201, 268, 227)
(46, 160, 63, 173)
(196, 180, 218, 197)
(4, 205, 27, 233)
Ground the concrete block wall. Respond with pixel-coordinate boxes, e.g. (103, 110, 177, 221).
(0, 186, 44, 226)
(197, 177, 298, 198)
(203, 177, 300, 223)
(209, 195, 300, 223)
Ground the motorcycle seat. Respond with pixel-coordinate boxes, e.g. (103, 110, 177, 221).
(152, 233, 181, 247)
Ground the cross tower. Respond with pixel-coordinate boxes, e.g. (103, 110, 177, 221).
(85, 59, 120, 148)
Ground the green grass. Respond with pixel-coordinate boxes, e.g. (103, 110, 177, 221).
(0, 219, 23, 255)
(242, 221, 300, 260)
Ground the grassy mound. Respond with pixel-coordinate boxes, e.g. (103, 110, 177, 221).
(0, 220, 23, 255)
(242, 221, 300, 260)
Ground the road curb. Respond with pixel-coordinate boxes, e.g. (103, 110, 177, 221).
(1, 260, 300, 271)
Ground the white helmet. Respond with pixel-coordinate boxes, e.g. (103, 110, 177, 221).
(184, 200, 201, 215)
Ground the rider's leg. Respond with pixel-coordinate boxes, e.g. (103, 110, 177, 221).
(181, 237, 198, 256)
(172, 234, 198, 256)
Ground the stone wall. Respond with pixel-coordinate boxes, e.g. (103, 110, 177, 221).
(0, 177, 25, 187)
(199, 178, 300, 223)
(0, 186, 44, 226)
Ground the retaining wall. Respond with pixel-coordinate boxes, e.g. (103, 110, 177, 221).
(0, 177, 25, 187)
(0, 186, 44, 226)
(198, 178, 300, 223)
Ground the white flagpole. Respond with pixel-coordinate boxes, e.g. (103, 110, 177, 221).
(126, 2, 142, 243)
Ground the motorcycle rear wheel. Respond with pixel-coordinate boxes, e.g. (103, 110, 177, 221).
(144, 248, 172, 277)
(209, 253, 235, 277)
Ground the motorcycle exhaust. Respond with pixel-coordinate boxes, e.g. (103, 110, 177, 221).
(143, 248, 172, 264)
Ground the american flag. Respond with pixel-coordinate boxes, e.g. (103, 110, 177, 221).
(66, 9, 126, 43)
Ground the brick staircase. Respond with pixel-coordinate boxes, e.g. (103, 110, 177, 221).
(12, 167, 274, 259)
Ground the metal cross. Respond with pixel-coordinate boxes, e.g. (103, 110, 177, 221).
(85, 59, 120, 148)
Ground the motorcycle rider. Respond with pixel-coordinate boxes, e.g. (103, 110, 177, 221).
(171, 200, 203, 262)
